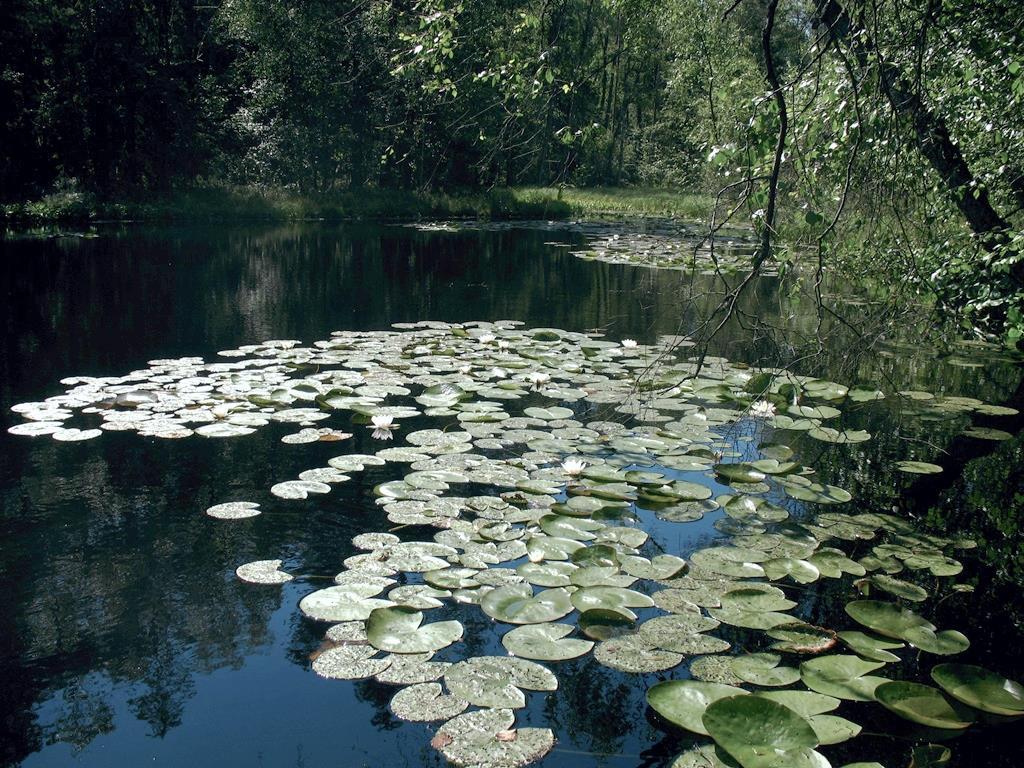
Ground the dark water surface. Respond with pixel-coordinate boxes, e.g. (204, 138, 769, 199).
(1, 223, 1022, 768)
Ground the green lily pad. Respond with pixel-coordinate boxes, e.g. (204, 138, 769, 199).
(714, 463, 768, 484)
(620, 554, 688, 581)
(896, 461, 943, 475)
(647, 680, 748, 736)
(235, 559, 293, 584)
(874, 681, 976, 730)
(501, 623, 594, 661)
(669, 745, 739, 768)
(845, 600, 935, 640)
(859, 575, 928, 602)
(594, 634, 683, 673)
(207, 501, 261, 520)
(800, 655, 888, 701)
(767, 623, 837, 654)
(809, 714, 862, 745)
(526, 535, 584, 561)
(570, 586, 654, 618)
(730, 653, 800, 687)
(570, 544, 621, 567)
(516, 561, 577, 587)
(702, 695, 821, 768)
(366, 606, 463, 654)
(577, 608, 635, 640)
(312, 647, 391, 680)
(444, 656, 557, 709)
(962, 427, 1012, 441)
(763, 558, 821, 584)
(753, 690, 840, 718)
(425, 567, 481, 590)
(481, 584, 574, 624)
(390, 682, 468, 722)
(639, 614, 730, 654)
(299, 583, 394, 622)
(538, 514, 604, 541)
(431, 708, 554, 768)
(837, 631, 904, 662)
(690, 655, 744, 685)
(903, 627, 970, 656)
(930, 664, 1024, 716)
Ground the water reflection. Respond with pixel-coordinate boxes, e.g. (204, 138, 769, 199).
(0, 223, 1021, 767)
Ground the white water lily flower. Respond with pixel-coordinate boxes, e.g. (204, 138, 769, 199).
(750, 400, 777, 418)
(561, 458, 587, 476)
(478, 334, 496, 344)
(370, 413, 397, 440)
(497, 340, 510, 350)
(621, 339, 638, 348)
(528, 371, 551, 389)
(491, 367, 508, 379)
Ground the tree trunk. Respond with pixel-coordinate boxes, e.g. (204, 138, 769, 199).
(815, 0, 1019, 285)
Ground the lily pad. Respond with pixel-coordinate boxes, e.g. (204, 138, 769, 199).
(896, 461, 943, 475)
(366, 606, 464, 654)
(874, 681, 976, 730)
(270, 479, 331, 499)
(390, 682, 468, 722)
(481, 585, 574, 625)
(930, 664, 1024, 716)
(577, 608, 636, 640)
(903, 627, 970, 656)
(620, 554, 688, 581)
(767, 623, 837, 654)
(702, 695, 821, 768)
(299, 583, 393, 622)
(501, 623, 594, 661)
(845, 600, 935, 640)
(837, 631, 904, 663)
(206, 501, 261, 520)
(312, 646, 391, 680)
(647, 680, 748, 736)
(431, 708, 554, 768)
(444, 656, 557, 709)
(235, 559, 293, 584)
(800, 655, 888, 701)
(594, 634, 683, 673)
(570, 586, 654, 618)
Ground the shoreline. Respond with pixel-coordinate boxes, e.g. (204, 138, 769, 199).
(1, 186, 712, 227)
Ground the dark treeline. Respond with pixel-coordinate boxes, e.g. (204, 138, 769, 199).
(1, 0, 748, 198)
(2, 1, 1023, 339)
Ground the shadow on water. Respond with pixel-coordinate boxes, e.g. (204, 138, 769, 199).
(0, 222, 1021, 767)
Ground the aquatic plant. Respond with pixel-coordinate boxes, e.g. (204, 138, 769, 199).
(8, 321, 1021, 767)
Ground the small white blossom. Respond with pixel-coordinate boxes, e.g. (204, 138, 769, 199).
(478, 334, 496, 344)
(750, 400, 777, 418)
(497, 340, 510, 350)
(561, 458, 587, 476)
(370, 413, 396, 440)
(621, 339, 638, 348)
(528, 371, 551, 389)
(491, 367, 508, 379)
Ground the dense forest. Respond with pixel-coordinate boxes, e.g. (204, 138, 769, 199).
(2, 0, 1023, 339)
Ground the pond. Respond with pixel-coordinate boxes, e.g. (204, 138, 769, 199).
(1, 222, 1022, 768)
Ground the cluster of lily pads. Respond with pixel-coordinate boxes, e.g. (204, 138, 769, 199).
(8, 321, 1022, 768)
(405, 219, 762, 274)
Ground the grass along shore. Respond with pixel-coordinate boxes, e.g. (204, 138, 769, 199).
(1, 185, 711, 225)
